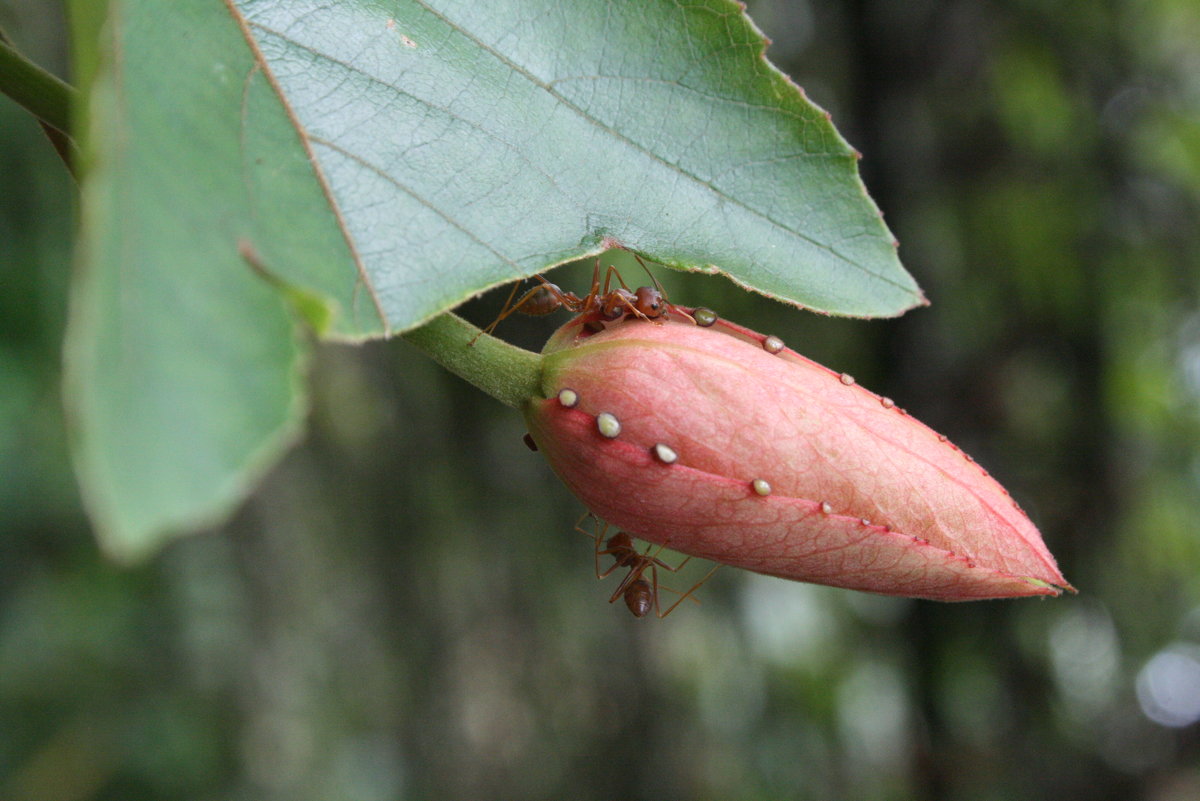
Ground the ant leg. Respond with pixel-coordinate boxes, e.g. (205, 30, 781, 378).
(647, 564, 662, 617)
(638, 542, 691, 574)
(578, 514, 614, 580)
(470, 278, 572, 344)
(581, 515, 633, 581)
(470, 280, 535, 344)
(606, 542, 658, 603)
(608, 543, 677, 603)
(572, 510, 595, 533)
(657, 564, 721, 618)
(650, 544, 691, 573)
(640, 563, 700, 617)
(671, 306, 698, 325)
(596, 545, 627, 581)
(469, 280, 523, 345)
(610, 288, 654, 323)
(603, 262, 633, 292)
(608, 561, 650, 605)
(571, 258, 603, 314)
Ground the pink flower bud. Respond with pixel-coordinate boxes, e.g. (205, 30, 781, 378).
(524, 313, 1072, 601)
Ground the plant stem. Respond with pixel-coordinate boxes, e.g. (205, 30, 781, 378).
(0, 33, 77, 134)
(402, 313, 542, 409)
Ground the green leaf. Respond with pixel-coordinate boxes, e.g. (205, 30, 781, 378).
(231, 0, 921, 323)
(67, 0, 922, 559)
(66, 0, 372, 560)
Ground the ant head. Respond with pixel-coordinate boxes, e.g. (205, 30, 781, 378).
(624, 579, 654, 617)
(607, 531, 635, 552)
(634, 286, 665, 318)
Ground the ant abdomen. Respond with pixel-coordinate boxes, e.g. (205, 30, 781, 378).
(519, 284, 566, 317)
(624, 579, 655, 617)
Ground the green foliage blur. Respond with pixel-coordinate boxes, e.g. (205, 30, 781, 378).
(3, 0, 1200, 799)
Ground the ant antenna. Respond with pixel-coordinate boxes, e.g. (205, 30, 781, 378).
(630, 252, 666, 294)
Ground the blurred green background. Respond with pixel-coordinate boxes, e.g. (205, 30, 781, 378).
(3, 0, 1200, 799)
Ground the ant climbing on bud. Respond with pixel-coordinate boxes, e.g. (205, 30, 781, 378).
(469, 253, 695, 344)
(577, 514, 719, 619)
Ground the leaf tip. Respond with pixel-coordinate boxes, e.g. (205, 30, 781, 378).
(1021, 576, 1078, 596)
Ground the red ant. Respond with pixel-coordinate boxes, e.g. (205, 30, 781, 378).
(470, 254, 694, 344)
(578, 515, 719, 619)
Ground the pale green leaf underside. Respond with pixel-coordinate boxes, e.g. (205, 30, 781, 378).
(234, 0, 922, 328)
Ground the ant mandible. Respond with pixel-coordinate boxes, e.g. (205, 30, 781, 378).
(470, 253, 694, 344)
(579, 515, 719, 619)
